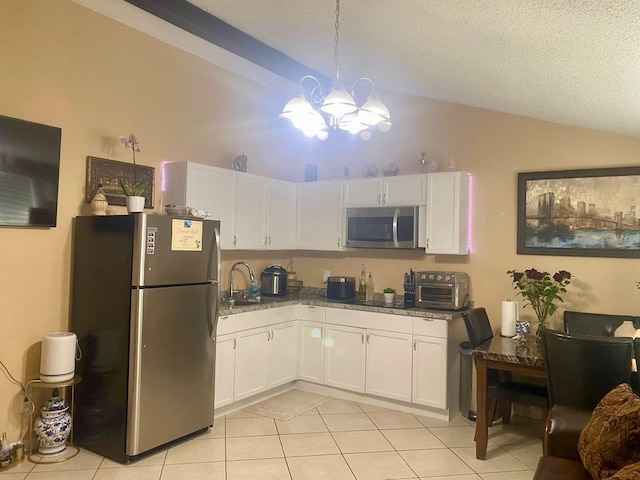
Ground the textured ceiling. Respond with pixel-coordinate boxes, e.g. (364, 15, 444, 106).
(75, 0, 640, 138)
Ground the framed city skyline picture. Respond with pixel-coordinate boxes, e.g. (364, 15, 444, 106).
(85, 156, 154, 209)
(517, 167, 640, 258)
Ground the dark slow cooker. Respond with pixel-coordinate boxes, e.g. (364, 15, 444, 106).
(261, 264, 287, 296)
(326, 276, 356, 300)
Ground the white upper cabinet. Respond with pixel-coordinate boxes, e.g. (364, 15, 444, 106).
(266, 179, 296, 250)
(344, 175, 426, 207)
(164, 162, 296, 251)
(297, 180, 345, 251)
(424, 172, 471, 255)
(235, 175, 297, 250)
(162, 162, 237, 249)
(235, 173, 267, 249)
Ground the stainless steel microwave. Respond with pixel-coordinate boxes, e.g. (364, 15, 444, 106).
(345, 206, 419, 249)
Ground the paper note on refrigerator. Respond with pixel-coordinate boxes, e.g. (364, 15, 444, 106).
(171, 219, 203, 251)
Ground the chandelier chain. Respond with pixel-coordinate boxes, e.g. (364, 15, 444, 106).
(333, 0, 340, 79)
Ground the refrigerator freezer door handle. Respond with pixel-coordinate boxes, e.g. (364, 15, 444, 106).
(210, 227, 222, 338)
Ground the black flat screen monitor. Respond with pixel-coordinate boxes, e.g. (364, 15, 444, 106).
(0, 115, 62, 227)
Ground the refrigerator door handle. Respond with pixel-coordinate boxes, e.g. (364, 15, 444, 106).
(127, 288, 144, 453)
(210, 227, 222, 338)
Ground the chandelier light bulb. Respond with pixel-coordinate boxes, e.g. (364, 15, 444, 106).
(378, 120, 392, 133)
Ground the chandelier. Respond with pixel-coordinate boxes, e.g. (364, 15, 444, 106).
(280, 0, 391, 141)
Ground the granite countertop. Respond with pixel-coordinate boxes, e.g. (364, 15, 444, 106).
(219, 287, 466, 321)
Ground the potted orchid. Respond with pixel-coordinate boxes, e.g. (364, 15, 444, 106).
(119, 134, 145, 212)
(507, 268, 572, 336)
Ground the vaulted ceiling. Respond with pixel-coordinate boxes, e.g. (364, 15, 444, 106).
(75, 0, 640, 138)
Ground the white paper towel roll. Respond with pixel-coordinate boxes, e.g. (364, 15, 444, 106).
(501, 301, 518, 337)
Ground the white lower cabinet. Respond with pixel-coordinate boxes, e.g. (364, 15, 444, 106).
(268, 321, 299, 387)
(219, 304, 461, 418)
(324, 324, 366, 393)
(214, 334, 236, 409)
(234, 327, 270, 401)
(299, 321, 325, 384)
(412, 335, 447, 409)
(366, 329, 413, 402)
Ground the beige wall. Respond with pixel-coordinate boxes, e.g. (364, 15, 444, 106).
(2, 0, 640, 439)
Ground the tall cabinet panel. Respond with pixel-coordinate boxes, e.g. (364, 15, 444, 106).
(425, 172, 470, 255)
(267, 179, 296, 249)
(235, 174, 267, 249)
(162, 162, 237, 249)
(297, 180, 345, 251)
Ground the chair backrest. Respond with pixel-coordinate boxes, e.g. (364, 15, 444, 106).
(541, 329, 633, 411)
(461, 307, 494, 348)
(563, 311, 631, 336)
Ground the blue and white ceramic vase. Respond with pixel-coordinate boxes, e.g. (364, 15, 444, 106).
(34, 393, 72, 456)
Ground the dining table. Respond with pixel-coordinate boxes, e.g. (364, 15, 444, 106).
(472, 334, 545, 460)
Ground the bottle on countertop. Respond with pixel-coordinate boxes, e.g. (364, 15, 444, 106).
(357, 264, 367, 301)
(249, 278, 259, 298)
(366, 273, 374, 303)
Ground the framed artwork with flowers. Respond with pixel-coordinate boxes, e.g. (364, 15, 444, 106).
(517, 166, 640, 258)
(85, 156, 154, 209)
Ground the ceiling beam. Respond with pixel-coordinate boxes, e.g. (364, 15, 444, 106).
(123, 0, 330, 86)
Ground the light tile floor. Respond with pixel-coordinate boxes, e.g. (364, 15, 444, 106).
(1, 395, 542, 480)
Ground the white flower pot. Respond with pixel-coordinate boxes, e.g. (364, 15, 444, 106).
(126, 196, 145, 213)
(383, 292, 395, 306)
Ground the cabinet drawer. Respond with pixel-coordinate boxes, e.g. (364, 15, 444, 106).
(412, 318, 448, 339)
(300, 305, 325, 323)
(229, 305, 299, 332)
(217, 314, 237, 336)
(326, 308, 412, 334)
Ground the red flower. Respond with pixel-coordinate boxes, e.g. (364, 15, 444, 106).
(553, 271, 571, 282)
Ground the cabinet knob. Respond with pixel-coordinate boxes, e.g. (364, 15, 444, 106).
(233, 235, 237, 246)
(382, 193, 387, 204)
(268, 236, 271, 246)
(264, 236, 267, 245)
(233, 338, 237, 349)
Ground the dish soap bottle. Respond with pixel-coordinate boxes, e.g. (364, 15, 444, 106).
(357, 265, 367, 301)
(366, 273, 374, 303)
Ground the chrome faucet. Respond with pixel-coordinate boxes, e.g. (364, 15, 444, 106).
(228, 261, 256, 300)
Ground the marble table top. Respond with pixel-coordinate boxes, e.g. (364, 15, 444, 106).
(472, 334, 544, 368)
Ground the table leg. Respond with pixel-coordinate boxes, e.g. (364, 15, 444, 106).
(474, 357, 488, 460)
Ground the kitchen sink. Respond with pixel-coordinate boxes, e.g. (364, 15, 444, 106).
(221, 296, 284, 307)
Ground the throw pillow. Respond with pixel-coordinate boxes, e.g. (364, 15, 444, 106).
(578, 384, 640, 479)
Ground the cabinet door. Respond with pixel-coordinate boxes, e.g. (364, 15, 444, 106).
(324, 324, 366, 393)
(267, 179, 296, 249)
(297, 180, 345, 251)
(412, 335, 447, 409)
(299, 321, 325, 384)
(384, 175, 426, 206)
(344, 178, 382, 207)
(268, 321, 299, 387)
(235, 173, 267, 249)
(163, 162, 237, 250)
(425, 172, 470, 254)
(366, 329, 413, 402)
(214, 334, 236, 408)
(234, 327, 269, 400)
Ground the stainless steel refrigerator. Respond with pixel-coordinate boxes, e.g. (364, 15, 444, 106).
(70, 214, 220, 463)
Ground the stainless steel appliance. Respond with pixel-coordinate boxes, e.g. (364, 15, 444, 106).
(260, 264, 287, 296)
(70, 214, 220, 463)
(415, 271, 470, 310)
(327, 276, 356, 300)
(345, 206, 419, 249)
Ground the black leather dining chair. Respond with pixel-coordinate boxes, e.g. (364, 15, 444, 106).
(541, 329, 633, 411)
(563, 311, 632, 336)
(462, 307, 549, 426)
